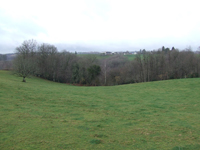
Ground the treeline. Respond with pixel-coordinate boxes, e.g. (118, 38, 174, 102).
(13, 40, 101, 84)
(14, 39, 200, 85)
(0, 54, 7, 61)
(0, 54, 12, 70)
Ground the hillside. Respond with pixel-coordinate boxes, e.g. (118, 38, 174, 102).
(0, 70, 200, 150)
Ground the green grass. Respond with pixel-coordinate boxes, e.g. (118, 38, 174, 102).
(78, 53, 136, 60)
(0, 70, 200, 150)
(78, 53, 111, 59)
(124, 54, 137, 60)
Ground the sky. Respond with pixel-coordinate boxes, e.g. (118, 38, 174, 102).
(0, 0, 200, 54)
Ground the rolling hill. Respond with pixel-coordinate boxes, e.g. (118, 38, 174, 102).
(0, 70, 200, 149)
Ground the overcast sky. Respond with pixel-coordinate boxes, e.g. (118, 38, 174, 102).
(0, 0, 200, 54)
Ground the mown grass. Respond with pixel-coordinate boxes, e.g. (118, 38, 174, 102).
(0, 70, 200, 150)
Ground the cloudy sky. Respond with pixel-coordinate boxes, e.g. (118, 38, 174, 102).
(0, 0, 200, 54)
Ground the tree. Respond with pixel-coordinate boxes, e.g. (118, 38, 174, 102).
(135, 53, 144, 82)
(0, 54, 7, 61)
(13, 39, 37, 82)
(58, 50, 78, 83)
(72, 63, 80, 83)
(37, 43, 59, 81)
(87, 65, 101, 85)
(0, 54, 8, 70)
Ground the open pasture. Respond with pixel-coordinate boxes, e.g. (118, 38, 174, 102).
(0, 71, 200, 149)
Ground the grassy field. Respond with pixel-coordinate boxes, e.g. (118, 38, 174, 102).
(123, 54, 137, 60)
(0, 70, 200, 150)
(78, 53, 136, 60)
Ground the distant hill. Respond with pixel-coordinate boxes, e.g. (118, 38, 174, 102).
(5, 53, 16, 61)
(0, 53, 16, 61)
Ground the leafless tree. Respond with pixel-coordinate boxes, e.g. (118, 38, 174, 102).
(13, 39, 37, 82)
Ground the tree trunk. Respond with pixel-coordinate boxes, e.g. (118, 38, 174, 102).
(22, 76, 26, 82)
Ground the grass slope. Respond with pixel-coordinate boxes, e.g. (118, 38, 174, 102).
(0, 70, 200, 150)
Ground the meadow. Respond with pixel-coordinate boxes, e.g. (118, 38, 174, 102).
(78, 53, 136, 60)
(0, 70, 200, 150)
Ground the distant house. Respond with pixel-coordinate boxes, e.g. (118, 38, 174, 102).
(132, 52, 137, 55)
(104, 51, 112, 55)
(114, 52, 124, 55)
(129, 51, 138, 55)
(123, 51, 130, 55)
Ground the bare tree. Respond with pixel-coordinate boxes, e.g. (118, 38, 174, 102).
(13, 39, 37, 82)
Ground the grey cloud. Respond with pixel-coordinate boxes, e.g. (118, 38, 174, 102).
(0, 10, 47, 54)
(84, 0, 111, 20)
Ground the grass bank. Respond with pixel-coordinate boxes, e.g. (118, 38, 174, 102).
(0, 71, 200, 149)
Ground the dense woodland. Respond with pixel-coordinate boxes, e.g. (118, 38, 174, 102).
(13, 39, 200, 85)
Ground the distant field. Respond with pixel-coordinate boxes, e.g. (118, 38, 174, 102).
(0, 70, 200, 150)
(124, 54, 137, 60)
(78, 53, 136, 60)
